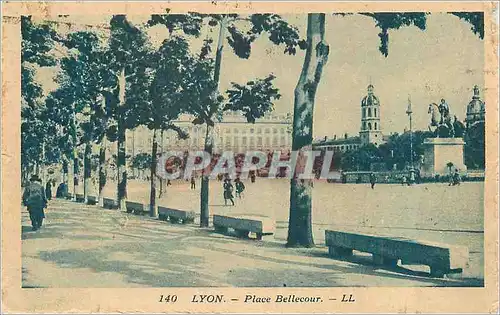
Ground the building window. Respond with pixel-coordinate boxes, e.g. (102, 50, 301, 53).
(280, 136, 286, 146)
(256, 128, 262, 134)
(368, 108, 372, 117)
(265, 128, 270, 134)
(273, 137, 278, 146)
(242, 137, 247, 145)
(363, 122, 366, 130)
(234, 128, 239, 134)
(374, 108, 377, 117)
(249, 137, 255, 147)
(233, 136, 239, 146)
(250, 128, 255, 134)
(273, 128, 278, 134)
(362, 108, 366, 118)
(225, 128, 230, 134)
(374, 122, 378, 130)
(368, 122, 372, 130)
(265, 137, 270, 146)
(242, 129, 247, 134)
(280, 128, 285, 134)
(257, 137, 262, 145)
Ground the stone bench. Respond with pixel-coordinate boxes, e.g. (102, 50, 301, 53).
(158, 206, 195, 224)
(75, 193, 85, 203)
(87, 195, 97, 205)
(325, 230, 469, 278)
(213, 214, 275, 240)
(125, 201, 149, 215)
(102, 197, 118, 209)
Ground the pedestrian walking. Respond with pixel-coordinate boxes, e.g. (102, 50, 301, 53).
(235, 178, 245, 199)
(223, 179, 235, 206)
(369, 173, 376, 189)
(190, 176, 196, 189)
(45, 180, 53, 200)
(167, 179, 172, 186)
(452, 169, 461, 186)
(22, 175, 47, 231)
(409, 170, 416, 186)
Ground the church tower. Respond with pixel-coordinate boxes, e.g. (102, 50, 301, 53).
(359, 84, 383, 146)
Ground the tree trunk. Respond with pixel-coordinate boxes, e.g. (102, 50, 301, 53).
(200, 124, 214, 227)
(159, 129, 164, 198)
(199, 16, 227, 227)
(287, 13, 329, 248)
(98, 139, 107, 207)
(72, 103, 78, 200)
(62, 157, 69, 185)
(149, 129, 158, 217)
(83, 142, 92, 203)
(117, 68, 127, 210)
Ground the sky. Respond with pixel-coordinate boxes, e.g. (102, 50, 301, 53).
(34, 13, 485, 139)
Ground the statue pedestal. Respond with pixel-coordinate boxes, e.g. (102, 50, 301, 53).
(421, 138, 467, 177)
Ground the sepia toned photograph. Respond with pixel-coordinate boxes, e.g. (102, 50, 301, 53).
(2, 1, 498, 314)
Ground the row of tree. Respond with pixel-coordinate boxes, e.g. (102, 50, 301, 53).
(22, 12, 483, 247)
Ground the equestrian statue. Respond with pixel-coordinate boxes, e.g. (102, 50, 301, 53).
(428, 99, 465, 138)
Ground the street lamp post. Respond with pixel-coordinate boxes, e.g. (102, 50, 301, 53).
(406, 95, 414, 173)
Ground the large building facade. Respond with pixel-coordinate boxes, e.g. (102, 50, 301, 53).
(118, 112, 293, 157)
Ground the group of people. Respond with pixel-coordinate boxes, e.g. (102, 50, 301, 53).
(222, 177, 245, 206)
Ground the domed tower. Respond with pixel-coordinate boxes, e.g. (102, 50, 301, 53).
(360, 84, 383, 146)
(466, 85, 485, 128)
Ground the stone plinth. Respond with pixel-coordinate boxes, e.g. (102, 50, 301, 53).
(421, 138, 467, 177)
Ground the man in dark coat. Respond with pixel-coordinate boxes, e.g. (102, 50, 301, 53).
(45, 180, 53, 200)
(22, 175, 47, 231)
(369, 173, 377, 189)
(223, 179, 235, 206)
(235, 178, 245, 199)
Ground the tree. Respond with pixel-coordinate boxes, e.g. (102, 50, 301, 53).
(108, 15, 151, 210)
(138, 36, 192, 217)
(21, 16, 57, 183)
(286, 12, 484, 247)
(287, 13, 329, 247)
(150, 12, 302, 227)
(58, 31, 111, 202)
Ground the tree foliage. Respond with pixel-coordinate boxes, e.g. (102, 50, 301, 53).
(225, 74, 281, 123)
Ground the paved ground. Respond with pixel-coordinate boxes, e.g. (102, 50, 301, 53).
(22, 180, 483, 287)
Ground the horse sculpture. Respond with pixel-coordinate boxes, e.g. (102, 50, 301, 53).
(428, 102, 455, 137)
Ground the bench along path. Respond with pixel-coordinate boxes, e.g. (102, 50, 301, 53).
(325, 230, 469, 278)
(158, 206, 195, 224)
(125, 201, 150, 215)
(102, 197, 118, 210)
(213, 214, 275, 240)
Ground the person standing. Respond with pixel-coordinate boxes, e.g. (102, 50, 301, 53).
(190, 176, 196, 190)
(453, 169, 461, 186)
(22, 175, 47, 231)
(223, 179, 235, 206)
(235, 178, 245, 199)
(409, 170, 416, 186)
(369, 173, 376, 189)
(45, 180, 53, 200)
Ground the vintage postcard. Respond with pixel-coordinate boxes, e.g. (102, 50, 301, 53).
(1, 1, 499, 313)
